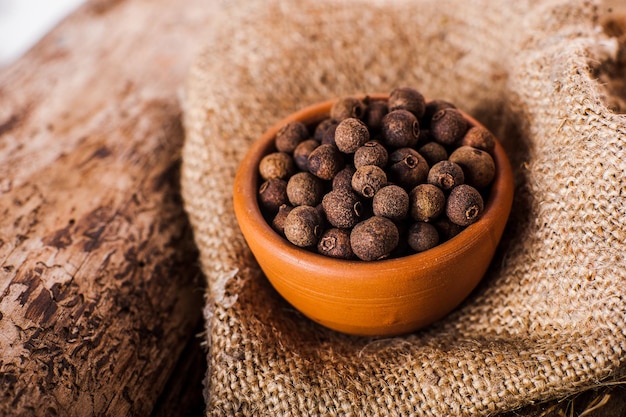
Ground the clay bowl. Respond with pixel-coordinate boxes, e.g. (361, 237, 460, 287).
(233, 94, 514, 337)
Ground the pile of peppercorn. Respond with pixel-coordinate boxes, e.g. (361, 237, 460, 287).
(257, 87, 496, 261)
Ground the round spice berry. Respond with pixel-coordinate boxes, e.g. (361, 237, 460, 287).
(317, 228, 354, 259)
(322, 188, 363, 228)
(293, 139, 319, 171)
(286, 171, 324, 207)
(388, 148, 429, 190)
(422, 100, 457, 128)
(446, 184, 484, 226)
(407, 222, 440, 252)
(330, 96, 367, 121)
(461, 125, 496, 154)
(307, 143, 344, 180)
(314, 118, 337, 142)
(259, 152, 296, 181)
(427, 160, 465, 191)
(283, 205, 323, 247)
(350, 216, 399, 261)
(352, 165, 387, 198)
(364, 100, 389, 130)
(372, 185, 409, 221)
(321, 122, 338, 146)
(448, 145, 496, 189)
(275, 120, 309, 153)
(382, 109, 420, 148)
(433, 217, 465, 241)
(388, 86, 426, 119)
(332, 165, 356, 190)
(418, 141, 448, 166)
(409, 183, 445, 222)
(271, 204, 293, 236)
(354, 141, 388, 168)
(335, 118, 370, 153)
(430, 108, 468, 146)
(258, 178, 288, 213)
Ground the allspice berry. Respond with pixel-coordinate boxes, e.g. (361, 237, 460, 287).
(275, 121, 309, 153)
(314, 118, 337, 142)
(321, 122, 338, 146)
(352, 165, 387, 198)
(332, 165, 356, 190)
(286, 172, 325, 207)
(418, 141, 448, 166)
(284, 205, 323, 247)
(335, 118, 370, 153)
(433, 217, 465, 241)
(271, 204, 293, 236)
(317, 228, 354, 259)
(427, 160, 465, 191)
(461, 125, 496, 154)
(354, 141, 388, 168)
(388, 86, 426, 119)
(388, 148, 429, 189)
(407, 222, 440, 252)
(372, 185, 409, 221)
(409, 183, 445, 222)
(446, 184, 484, 226)
(322, 188, 363, 228)
(430, 108, 468, 146)
(448, 145, 496, 189)
(422, 100, 457, 128)
(259, 152, 296, 181)
(307, 143, 344, 180)
(330, 96, 367, 121)
(382, 109, 420, 148)
(350, 216, 399, 261)
(258, 178, 288, 213)
(293, 139, 319, 171)
(365, 100, 389, 130)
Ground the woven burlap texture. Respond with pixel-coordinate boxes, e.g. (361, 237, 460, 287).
(181, 0, 626, 415)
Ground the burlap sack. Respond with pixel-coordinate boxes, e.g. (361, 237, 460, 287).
(181, 0, 626, 415)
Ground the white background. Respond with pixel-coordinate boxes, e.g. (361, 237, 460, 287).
(0, 0, 86, 66)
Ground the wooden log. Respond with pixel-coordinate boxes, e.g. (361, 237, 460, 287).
(0, 0, 215, 415)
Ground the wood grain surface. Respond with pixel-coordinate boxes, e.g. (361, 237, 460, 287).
(0, 0, 213, 415)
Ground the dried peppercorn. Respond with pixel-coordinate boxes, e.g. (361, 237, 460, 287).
(382, 109, 421, 148)
(259, 152, 296, 181)
(354, 141, 388, 169)
(275, 120, 309, 153)
(332, 165, 356, 190)
(461, 125, 496, 154)
(422, 100, 457, 128)
(430, 108, 468, 146)
(388, 86, 426, 119)
(409, 183, 445, 222)
(352, 165, 387, 198)
(286, 172, 325, 207)
(372, 185, 409, 221)
(271, 204, 293, 236)
(335, 118, 370, 153)
(364, 100, 389, 130)
(330, 96, 367, 121)
(407, 222, 440, 252)
(322, 188, 363, 228)
(258, 178, 288, 213)
(448, 145, 495, 189)
(293, 139, 319, 171)
(314, 118, 337, 142)
(427, 160, 465, 191)
(418, 141, 448, 166)
(350, 216, 399, 261)
(317, 228, 354, 259)
(307, 143, 344, 180)
(284, 205, 323, 247)
(388, 148, 429, 190)
(446, 184, 484, 226)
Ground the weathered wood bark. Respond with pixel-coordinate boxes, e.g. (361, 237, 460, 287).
(0, 0, 215, 415)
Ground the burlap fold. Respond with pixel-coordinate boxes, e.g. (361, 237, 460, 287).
(181, 0, 626, 415)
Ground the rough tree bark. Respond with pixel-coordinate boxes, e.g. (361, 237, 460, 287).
(0, 0, 215, 415)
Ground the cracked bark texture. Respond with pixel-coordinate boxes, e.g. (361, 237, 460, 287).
(0, 0, 214, 415)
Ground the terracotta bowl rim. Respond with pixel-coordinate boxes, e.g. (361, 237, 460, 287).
(233, 93, 513, 276)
